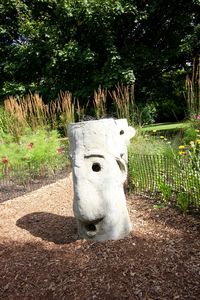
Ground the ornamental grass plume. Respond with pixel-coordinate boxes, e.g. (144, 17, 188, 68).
(109, 83, 135, 124)
(4, 96, 28, 141)
(93, 85, 107, 119)
(58, 91, 75, 136)
(4, 93, 49, 132)
(4, 91, 78, 136)
(4, 96, 27, 125)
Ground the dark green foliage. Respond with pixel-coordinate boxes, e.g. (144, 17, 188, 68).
(0, 0, 200, 120)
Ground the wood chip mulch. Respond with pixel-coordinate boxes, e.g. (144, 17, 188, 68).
(0, 173, 200, 300)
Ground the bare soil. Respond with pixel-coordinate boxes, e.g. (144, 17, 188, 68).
(0, 173, 200, 300)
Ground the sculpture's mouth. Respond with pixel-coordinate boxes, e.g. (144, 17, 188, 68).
(85, 223, 97, 237)
(79, 217, 104, 238)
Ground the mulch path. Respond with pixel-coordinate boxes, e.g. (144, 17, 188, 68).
(0, 174, 200, 300)
(0, 168, 69, 203)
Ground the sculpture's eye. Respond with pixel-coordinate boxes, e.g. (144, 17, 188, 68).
(120, 130, 124, 135)
(92, 162, 101, 172)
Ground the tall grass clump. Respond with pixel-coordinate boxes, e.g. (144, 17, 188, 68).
(110, 84, 135, 124)
(57, 91, 75, 135)
(4, 93, 51, 132)
(93, 86, 107, 119)
(76, 99, 87, 122)
(0, 107, 24, 143)
(4, 91, 77, 136)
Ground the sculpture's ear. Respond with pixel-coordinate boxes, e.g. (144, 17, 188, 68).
(116, 157, 127, 183)
(128, 126, 136, 140)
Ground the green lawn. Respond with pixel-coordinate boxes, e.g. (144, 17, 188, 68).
(141, 122, 191, 132)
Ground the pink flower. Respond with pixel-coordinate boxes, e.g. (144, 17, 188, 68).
(196, 115, 200, 120)
(28, 142, 33, 149)
(57, 147, 63, 155)
(2, 157, 8, 164)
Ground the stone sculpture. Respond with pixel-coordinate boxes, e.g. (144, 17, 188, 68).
(68, 118, 136, 241)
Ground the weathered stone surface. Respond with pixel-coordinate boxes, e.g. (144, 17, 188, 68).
(68, 118, 135, 241)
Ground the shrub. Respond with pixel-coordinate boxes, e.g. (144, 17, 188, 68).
(183, 127, 198, 144)
(128, 127, 200, 213)
(0, 129, 68, 176)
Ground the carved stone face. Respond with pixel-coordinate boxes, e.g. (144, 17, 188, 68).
(68, 119, 136, 241)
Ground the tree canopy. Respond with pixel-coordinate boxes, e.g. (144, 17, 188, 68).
(0, 0, 199, 120)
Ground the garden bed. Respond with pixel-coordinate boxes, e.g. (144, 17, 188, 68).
(0, 166, 70, 203)
(0, 174, 200, 299)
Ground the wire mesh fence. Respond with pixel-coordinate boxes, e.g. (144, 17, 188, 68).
(0, 161, 70, 202)
(1, 152, 200, 213)
(129, 154, 200, 212)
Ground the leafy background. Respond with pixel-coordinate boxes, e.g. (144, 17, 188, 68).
(0, 0, 200, 121)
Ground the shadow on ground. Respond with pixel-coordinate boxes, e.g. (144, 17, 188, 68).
(16, 212, 77, 244)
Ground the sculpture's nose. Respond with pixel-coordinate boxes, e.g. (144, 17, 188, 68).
(78, 217, 104, 238)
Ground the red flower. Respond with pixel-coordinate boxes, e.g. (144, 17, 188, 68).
(2, 157, 8, 164)
(57, 147, 63, 155)
(28, 142, 33, 149)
